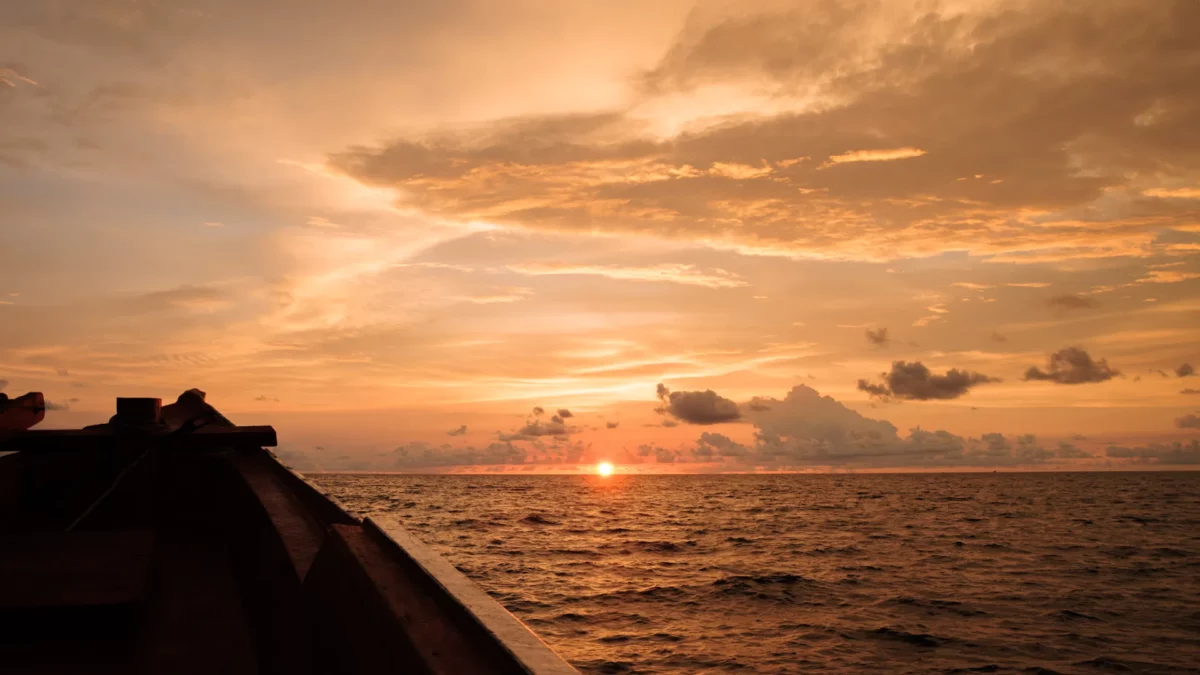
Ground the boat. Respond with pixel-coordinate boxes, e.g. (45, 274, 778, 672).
(0, 389, 577, 674)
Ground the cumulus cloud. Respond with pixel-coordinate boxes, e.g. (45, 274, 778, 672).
(1177, 363, 1195, 378)
(857, 361, 997, 401)
(1024, 347, 1119, 385)
(856, 380, 890, 398)
(447, 424, 468, 436)
(703, 386, 1080, 468)
(865, 327, 890, 347)
(655, 383, 741, 424)
(1178, 414, 1200, 430)
(605, 421, 620, 429)
(556, 408, 573, 418)
(696, 432, 750, 457)
(1047, 294, 1098, 313)
(499, 417, 574, 441)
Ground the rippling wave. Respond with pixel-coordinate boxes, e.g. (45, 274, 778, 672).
(311, 472, 1200, 674)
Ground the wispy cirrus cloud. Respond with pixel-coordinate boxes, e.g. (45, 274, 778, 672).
(1143, 187, 1200, 199)
(824, 147, 926, 166)
(507, 263, 748, 288)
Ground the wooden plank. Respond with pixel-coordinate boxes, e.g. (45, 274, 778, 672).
(306, 522, 578, 675)
(1, 426, 277, 453)
(139, 531, 258, 675)
(0, 531, 153, 610)
(365, 518, 579, 675)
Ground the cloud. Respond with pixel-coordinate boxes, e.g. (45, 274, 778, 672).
(127, 285, 232, 313)
(390, 441, 528, 469)
(0, 379, 7, 392)
(44, 400, 70, 411)
(1178, 414, 1200, 430)
(447, 424, 468, 436)
(696, 432, 750, 457)
(1133, 270, 1200, 285)
(1182, 389, 1200, 395)
(451, 288, 534, 304)
(1106, 441, 1200, 465)
(1144, 187, 1200, 199)
(857, 361, 997, 401)
(498, 417, 574, 441)
(855, 380, 890, 398)
(254, 395, 280, 402)
(556, 408, 573, 418)
(655, 383, 741, 424)
(1177, 363, 1195, 378)
(498, 405, 579, 441)
(330, 1, 1200, 262)
(605, 421, 619, 429)
(507, 263, 747, 288)
(55, 368, 69, 376)
(1024, 347, 1120, 385)
(865, 327, 890, 347)
(990, 331, 1008, 343)
(1047, 294, 1098, 312)
(708, 161, 773, 179)
(729, 386, 1077, 468)
(825, 147, 926, 165)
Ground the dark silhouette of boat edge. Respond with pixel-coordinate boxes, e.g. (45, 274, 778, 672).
(0, 389, 578, 674)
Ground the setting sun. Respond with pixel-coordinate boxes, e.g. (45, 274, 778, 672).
(596, 462, 614, 477)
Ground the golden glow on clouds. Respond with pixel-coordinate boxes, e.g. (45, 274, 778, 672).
(825, 147, 927, 165)
(507, 263, 748, 288)
(1144, 187, 1200, 200)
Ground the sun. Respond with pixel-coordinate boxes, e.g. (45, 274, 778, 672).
(596, 461, 614, 477)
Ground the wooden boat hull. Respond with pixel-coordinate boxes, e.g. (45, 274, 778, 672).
(0, 390, 576, 674)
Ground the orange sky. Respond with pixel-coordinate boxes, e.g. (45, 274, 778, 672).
(2, 0, 1198, 471)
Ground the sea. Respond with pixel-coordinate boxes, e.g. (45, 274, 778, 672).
(310, 472, 1200, 675)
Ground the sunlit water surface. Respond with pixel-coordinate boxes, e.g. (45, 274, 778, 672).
(310, 472, 1200, 675)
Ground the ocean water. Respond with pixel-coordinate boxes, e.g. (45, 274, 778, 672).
(310, 472, 1200, 675)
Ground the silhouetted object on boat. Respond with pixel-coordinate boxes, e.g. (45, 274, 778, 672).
(0, 389, 576, 674)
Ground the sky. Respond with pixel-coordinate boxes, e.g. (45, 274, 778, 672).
(2, 0, 1199, 472)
